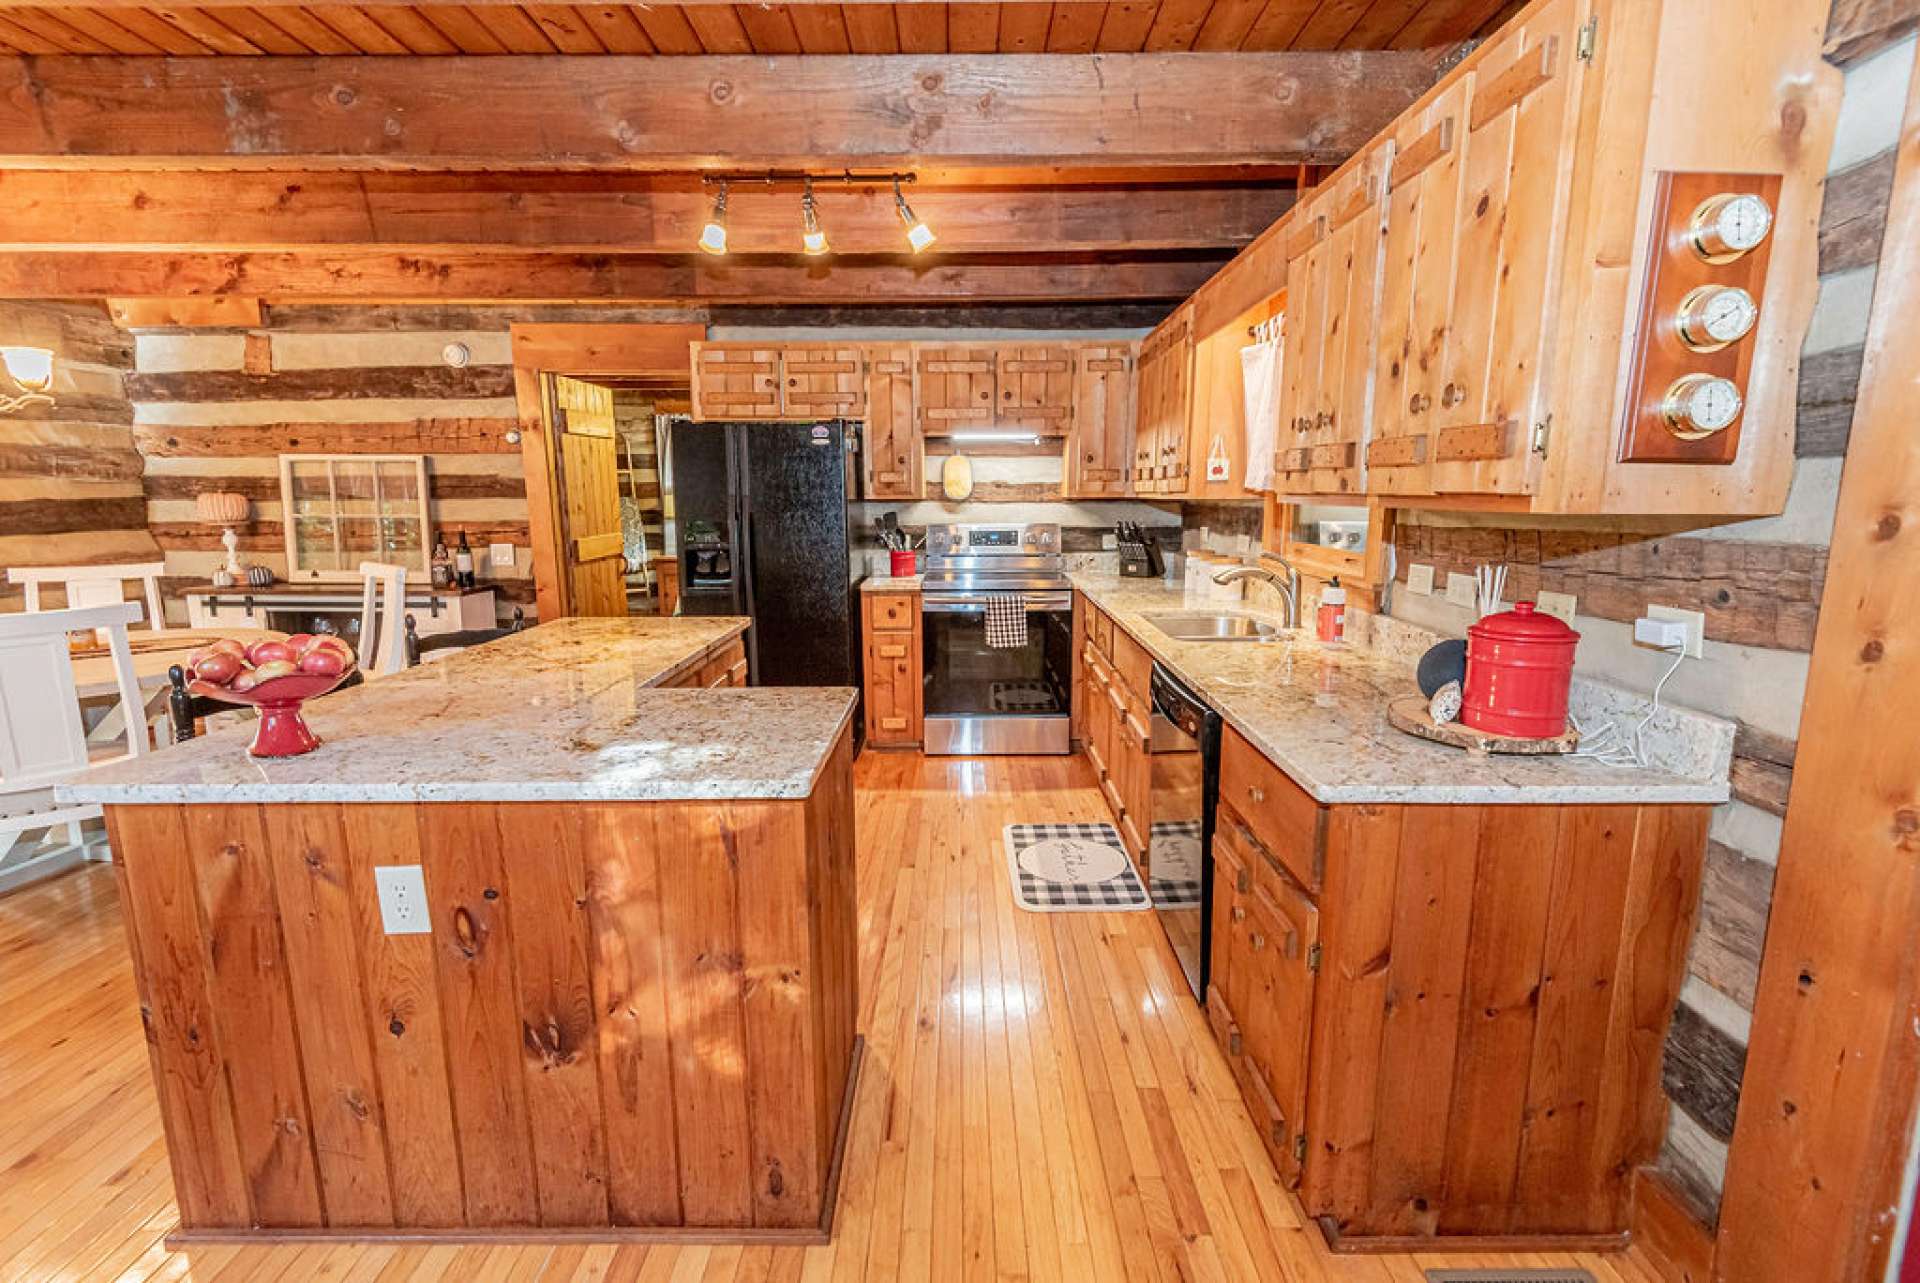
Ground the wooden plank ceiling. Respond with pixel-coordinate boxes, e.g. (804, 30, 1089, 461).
(0, 0, 1517, 58)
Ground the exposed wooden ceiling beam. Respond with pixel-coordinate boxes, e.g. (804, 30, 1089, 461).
(0, 52, 1436, 170)
(0, 251, 1226, 302)
(0, 171, 1295, 254)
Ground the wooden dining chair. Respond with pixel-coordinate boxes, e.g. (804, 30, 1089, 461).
(8, 562, 169, 632)
(356, 561, 409, 676)
(404, 607, 527, 666)
(0, 602, 146, 895)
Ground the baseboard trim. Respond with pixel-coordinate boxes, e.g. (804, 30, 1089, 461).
(1311, 1213, 1630, 1255)
(1631, 1166, 1717, 1283)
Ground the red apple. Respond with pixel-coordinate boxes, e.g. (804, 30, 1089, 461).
(247, 640, 295, 665)
(186, 678, 229, 700)
(251, 659, 298, 682)
(296, 648, 349, 677)
(208, 638, 247, 658)
(306, 634, 352, 656)
(228, 668, 260, 693)
(190, 651, 242, 684)
(284, 632, 316, 654)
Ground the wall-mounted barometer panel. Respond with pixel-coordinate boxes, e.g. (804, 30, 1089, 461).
(1618, 171, 1782, 465)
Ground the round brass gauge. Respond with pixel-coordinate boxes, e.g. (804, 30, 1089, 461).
(1675, 284, 1759, 352)
(1661, 373, 1743, 440)
(1688, 192, 1774, 263)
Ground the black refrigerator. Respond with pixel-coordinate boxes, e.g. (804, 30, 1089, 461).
(666, 420, 864, 691)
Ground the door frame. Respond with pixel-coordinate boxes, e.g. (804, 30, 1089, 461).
(511, 323, 705, 620)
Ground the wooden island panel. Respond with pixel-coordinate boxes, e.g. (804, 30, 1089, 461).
(103, 724, 859, 1244)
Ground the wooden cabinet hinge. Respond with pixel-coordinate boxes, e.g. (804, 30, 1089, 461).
(1530, 417, 1552, 455)
(1306, 942, 1322, 974)
(1576, 15, 1598, 61)
(1293, 1132, 1308, 1163)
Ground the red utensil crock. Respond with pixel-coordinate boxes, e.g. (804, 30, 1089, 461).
(890, 549, 917, 577)
(1460, 602, 1580, 739)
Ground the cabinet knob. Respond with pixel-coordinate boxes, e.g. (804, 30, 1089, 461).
(1441, 382, 1466, 408)
(1250, 932, 1267, 952)
(1247, 786, 1265, 803)
(787, 378, 797, 387)
(1231, 906, 1247, 923)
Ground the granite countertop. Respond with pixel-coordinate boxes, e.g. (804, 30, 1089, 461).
(861, 574, 923, 592)
(1070, 573, 1730, 806)
(60, 617, 859, 806)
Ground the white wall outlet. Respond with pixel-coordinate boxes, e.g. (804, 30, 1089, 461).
(373, 865, 431, 935)
(488, 542, 515, 569)
(1406, 563, 1436, 595)
(1535, 591, 1578, 625)
(1647, 603, 1706, 658)
(1445, 571, 1479, 610)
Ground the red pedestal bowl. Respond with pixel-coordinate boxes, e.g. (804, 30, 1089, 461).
(202, 671, 353, 757)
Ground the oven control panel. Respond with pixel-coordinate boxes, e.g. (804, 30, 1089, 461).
(927, 523, 1061, 556)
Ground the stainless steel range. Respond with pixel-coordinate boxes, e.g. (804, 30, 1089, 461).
(921, 522, 1073, 755)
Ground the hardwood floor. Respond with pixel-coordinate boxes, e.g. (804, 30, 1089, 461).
(0, 750, 1669, 1282)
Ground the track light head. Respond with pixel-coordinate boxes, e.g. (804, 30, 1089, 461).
(894, 177, 935, 253)
(698, 181, 729, 255)
(801, 178, 828, 256)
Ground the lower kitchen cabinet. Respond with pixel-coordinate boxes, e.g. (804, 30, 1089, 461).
(1076, 595, 1152, 870)
(1208, 727, 1710, 1248)
(862, 592, 923, 747)
(659, 635, 748, 689)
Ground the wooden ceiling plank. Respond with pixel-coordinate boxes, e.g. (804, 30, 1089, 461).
(893, 1, 945, 50)
(0, 171, 1294, 253)
(466, 3, 558, 49)
(201, 5, 324, 50)
(631, 4, 704, 53)
(736, 2, 804, 52)
(839, 1, 896, 49)
(0, 11, 59, 50)
(1190, 0, 1261, 48)
(143, 5, 266, 51)
(74, 5, 210, 50)
(0, 51, 1435, 168)
(356, 3, 462, 51)
(946, 0, 996, 52)
(1140, 0, 1210, 49)
(44, 9, 169, 52)
(1291, 0, 1370, 47)
(574, 4, 654, 52)
(1043, 0, 1102, 51)
(524, 4, 609, 51)
(1339, 0, 1425, 49)
(304, 4, 412, 51)
(1387, 0, 1506, 48)
(785, 3, 850, 53)
(681, 2, 751, 51)
(4, 7, 126, 51)
(413, 4, 512, 50)
(995, 0, 1048, 50)
(1092, 0, 1152, 49)
(1237, 0, 1315, 49)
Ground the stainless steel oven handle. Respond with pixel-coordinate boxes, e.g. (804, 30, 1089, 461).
(921, 594, 1072, 613)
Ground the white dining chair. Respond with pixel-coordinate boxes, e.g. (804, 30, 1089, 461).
(8, 562, 170, 632)
(357, 561, 410, 676)
(0, 602, 147, 895)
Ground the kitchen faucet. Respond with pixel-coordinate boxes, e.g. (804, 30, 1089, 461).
(1212, 558, 1302, 629)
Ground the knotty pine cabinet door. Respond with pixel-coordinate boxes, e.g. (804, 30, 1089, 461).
(779, 344, 867, 420)
(1309, 160, 1386, 496)
(916, 348, 997, 433)
(1135, 307, 1194, 494)
(1067, 345, 1135, 496)
(862, 347, 921, 500)
(995, 346, 1074, 436)
(1275, 202, 1328, 491)
(690, 343, 780, 420)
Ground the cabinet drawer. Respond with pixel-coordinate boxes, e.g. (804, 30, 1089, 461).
(1110, 625, 1152, 701)
(1219, 725, 1324, 892)
(1090, 607, 1114, 658)
(869, 594, 917, 631)
(697, 638, 747, 688)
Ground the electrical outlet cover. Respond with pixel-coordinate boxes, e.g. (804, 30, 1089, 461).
(1535, 591, 1578, 625)
(1445, 572, 1479, 610)
(488, 542, 515, 569)
(373, 865, 431, 935)
(1406, 563, 1436, 595)
(1648, 604, 1706, 658)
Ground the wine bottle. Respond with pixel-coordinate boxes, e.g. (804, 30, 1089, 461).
(454, 529, 475, 589)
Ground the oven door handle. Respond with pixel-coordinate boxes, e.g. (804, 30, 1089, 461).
(921, 594, 1072, 614)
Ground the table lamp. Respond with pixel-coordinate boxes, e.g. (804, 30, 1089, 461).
(196, 490, 251, 582)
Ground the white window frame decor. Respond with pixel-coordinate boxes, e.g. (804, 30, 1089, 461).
(279, 453, 432, 583)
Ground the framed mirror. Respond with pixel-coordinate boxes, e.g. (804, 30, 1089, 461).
(279, 454, 430, 582)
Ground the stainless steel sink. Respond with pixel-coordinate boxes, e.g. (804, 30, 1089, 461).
(1142, 612, 1283, 642)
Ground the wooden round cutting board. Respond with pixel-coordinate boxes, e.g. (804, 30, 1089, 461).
(1386, 692, 1579, 757)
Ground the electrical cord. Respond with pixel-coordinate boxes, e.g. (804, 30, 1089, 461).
(1569, 643, 1687, 769)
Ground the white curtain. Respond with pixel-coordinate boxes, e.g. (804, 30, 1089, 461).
(1240, 322, 1283, 493)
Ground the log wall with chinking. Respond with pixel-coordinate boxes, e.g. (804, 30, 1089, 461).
(0, 301, 162, 599)
(101, 724, 860, 1241)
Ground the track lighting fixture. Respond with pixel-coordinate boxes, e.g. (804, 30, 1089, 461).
(698, 181, 729, 255)
(801, 178, 828, 256)
(894, 177, 936, 253)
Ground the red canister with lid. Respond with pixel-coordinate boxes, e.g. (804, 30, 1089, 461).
(1460, 602, 1580, 738)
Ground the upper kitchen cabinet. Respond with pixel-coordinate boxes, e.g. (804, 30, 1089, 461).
(780, 344, 868, 420)
(864, 346, 922, 501)
(994, 346, 1075, 436)
(1185, 295, 1282, 499)
(916, 347, 999, 434)
(689, 343, 782, 420)
(689, 342, 866, 422)
(1065, 344, 1136, 498)
(1135, 303, 1195, 495)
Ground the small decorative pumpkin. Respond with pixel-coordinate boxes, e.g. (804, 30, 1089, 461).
(245, 565, 276, 588)
(210, 568, 235, 588)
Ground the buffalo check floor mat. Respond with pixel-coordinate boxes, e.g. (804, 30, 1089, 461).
(1148, 819, 1204, 907)
(1004, 822, 1150, 912)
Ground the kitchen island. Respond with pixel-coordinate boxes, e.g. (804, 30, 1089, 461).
(60, 617, 862, 1247)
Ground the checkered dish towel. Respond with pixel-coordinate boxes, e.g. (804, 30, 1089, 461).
(985, 594, 1029, 648)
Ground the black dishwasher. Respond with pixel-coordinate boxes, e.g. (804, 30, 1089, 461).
(1148, 663, 1222, 1002)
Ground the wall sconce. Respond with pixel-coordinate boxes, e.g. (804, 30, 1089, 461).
(0, 346, 54, 414)
(195, 490, 251, 584)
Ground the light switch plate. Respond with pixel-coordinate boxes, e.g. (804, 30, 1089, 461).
(1647, 603, 1706, 658)
(1445, 572, 1479, 610)
(1535, 591, 1578, 625)
(1406, 563, 1436, 595)
(488, 542, 515, 569)
(373, 865, 431, 935)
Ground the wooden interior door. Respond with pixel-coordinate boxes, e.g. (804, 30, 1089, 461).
(1068, 344, 1135, 496)
(547, 374, 628, 617)
(1427, 0, 1584, 496)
